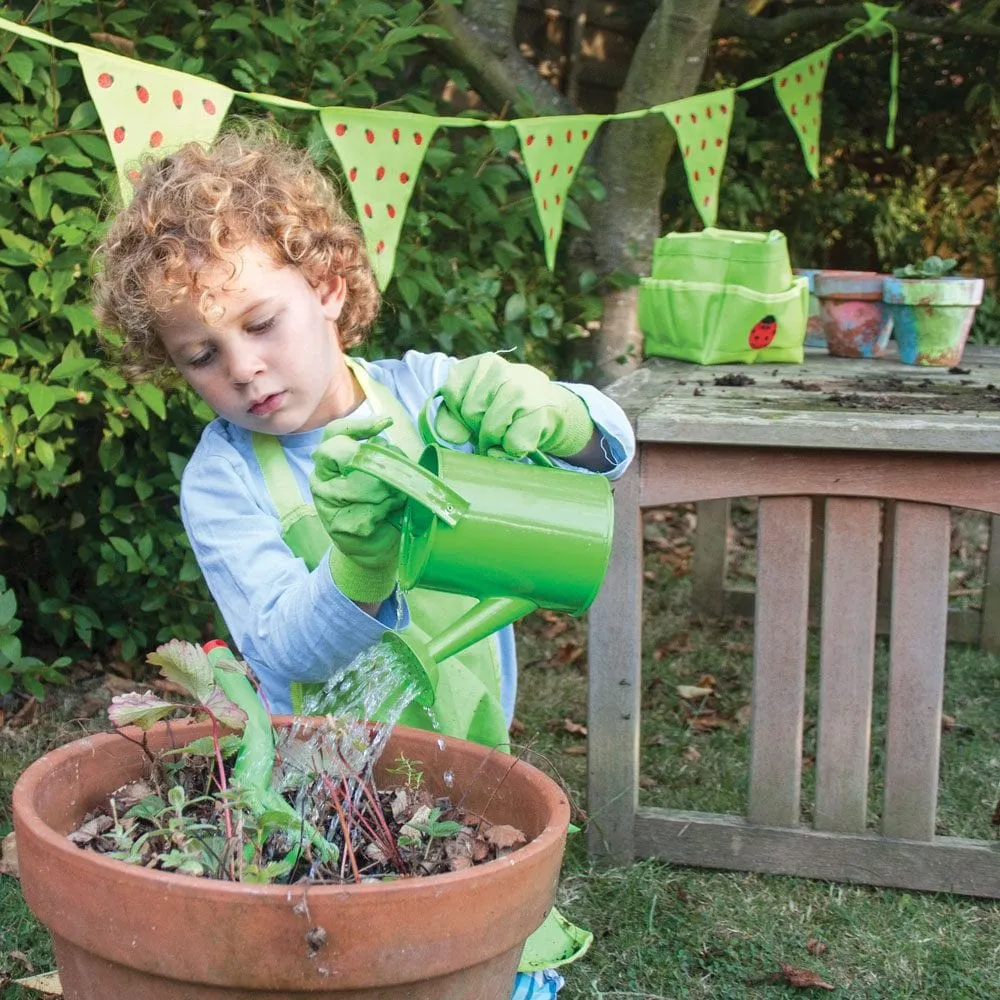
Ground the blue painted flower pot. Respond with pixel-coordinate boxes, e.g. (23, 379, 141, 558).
(882, 276, 984, 367)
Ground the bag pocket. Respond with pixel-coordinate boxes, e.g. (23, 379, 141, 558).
(638, 276, 809, 365)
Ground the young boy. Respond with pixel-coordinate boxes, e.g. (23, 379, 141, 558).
(93, 123, 635, 995)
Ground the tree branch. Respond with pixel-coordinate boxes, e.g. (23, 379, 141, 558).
(424, 1, 575, 116)
(714, 3, 1000, 41)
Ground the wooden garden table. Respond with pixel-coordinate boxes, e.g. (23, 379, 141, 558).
(588, 345, 1000, 896)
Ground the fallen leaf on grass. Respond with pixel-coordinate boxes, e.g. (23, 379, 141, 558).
(677, 685, 715, 700)
(562, 717, 587, 737)
(681, 746, 701, 763)
(14, 971, 63, 996)
(550, 641, 584, 667)
(508, 717, 525, 736)
(689, 713, 736, 733)
(779, 963, 834, 990)
(562, 745, 587, 756)
(0, 831, 19, 878)
(538, 610, 570, 640)
(806, 939, 827, 956)
(9, 951, 33, 972)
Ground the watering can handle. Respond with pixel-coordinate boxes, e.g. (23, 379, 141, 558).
(346, 441, 470, 528)
(418, 392, 555, 468)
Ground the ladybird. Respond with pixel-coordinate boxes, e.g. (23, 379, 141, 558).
(748, 315, 777, 350)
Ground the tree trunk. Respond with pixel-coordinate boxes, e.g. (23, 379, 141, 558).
(587, 0, 722, 381)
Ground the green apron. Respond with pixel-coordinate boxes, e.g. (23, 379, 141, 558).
(250, 357, 591, 971)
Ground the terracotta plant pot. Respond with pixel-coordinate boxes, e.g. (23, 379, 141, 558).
(12, 719, 570, 1000)
(882, 275, 985, 367)
(813, 270, 891, 358)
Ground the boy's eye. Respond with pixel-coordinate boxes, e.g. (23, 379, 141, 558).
(188, 349, 216, 368)
(246, 316, 275, 334)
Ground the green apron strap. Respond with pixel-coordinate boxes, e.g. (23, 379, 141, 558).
(251, 432, 329, 572)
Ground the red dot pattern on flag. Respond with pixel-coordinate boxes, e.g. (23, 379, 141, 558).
(98, 73, 114, 88)
(376, 166, 385, 180)
(665, 95, 733, 220)
(365, 129, 375, 144)
(400, 172, 409, 184)
(203, 99, 216, 115)
(136, 85, 149, 103)
(349, 167, 358, 182)
(376, 240, 385, 254)
(113, 126, 125, 144)
(173, 89, 183, 109)
(392, 128, 400, 144)
(150, 131, 163, 148)
(336, 123, 347, 136)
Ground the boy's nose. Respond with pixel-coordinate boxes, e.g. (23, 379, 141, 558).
(229, 350, 265, 385)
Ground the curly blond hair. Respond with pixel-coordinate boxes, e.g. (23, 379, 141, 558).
(92, 121, 381, 380)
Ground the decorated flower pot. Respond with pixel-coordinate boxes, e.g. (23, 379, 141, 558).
(882, 275, 985, 367)
(793, 268, 826, 347)
(813, 270, 891, 358)
(12, 719, 570, 1000)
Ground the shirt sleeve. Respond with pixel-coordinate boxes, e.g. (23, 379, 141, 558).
(180, 443, 408, 712)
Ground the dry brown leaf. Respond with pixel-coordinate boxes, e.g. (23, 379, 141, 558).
(562, 745, 587, 756)
(508, 717, 525, 735)
(0, 831, 19, 878)
(941, 713, 956, 731)
(638, 775, 658, 789)
(681, 746, 701, 763)
(485, 824, 527, 849)
(696, 674, 718, 690)
(551, 641, 584, 667)
(540, 611, 570, 640)
(563, 717, 588, 737)
(779, 963, 834, 990)
(734, 704, 753, 727)
(8, 697, 37, 728)
(9, 951, 33, 973)
(14, 971, 63, 996)
(806, 939, 827, 956)
(677, 685, 715, 700)
(690, 713, 734, 733)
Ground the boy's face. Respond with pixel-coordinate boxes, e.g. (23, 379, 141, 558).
(157, 244, 357, 435)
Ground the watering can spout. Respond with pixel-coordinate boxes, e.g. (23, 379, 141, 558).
(382, 596, 538, 707)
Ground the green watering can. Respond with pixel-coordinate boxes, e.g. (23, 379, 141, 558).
(346, 400, 615, 705)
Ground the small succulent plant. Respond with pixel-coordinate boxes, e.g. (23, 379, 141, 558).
(893, 255, 959, 279)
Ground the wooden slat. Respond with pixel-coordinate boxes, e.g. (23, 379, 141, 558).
(748, 497, 812, 827)
(883, 502, 951, 841)
(642, 445, 1000, 516)
(586, 462, 642, 864)
(633, 808, 1000, 898)
(691, 500, 729, 617)
(814, 498, 880, 832)
(980, 515, 1000, 652)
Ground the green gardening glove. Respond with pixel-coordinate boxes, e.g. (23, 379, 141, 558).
(436, 353, 594, 459)
(309, 415, 407, 604)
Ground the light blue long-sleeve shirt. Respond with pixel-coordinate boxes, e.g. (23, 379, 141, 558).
(180, 350, 636, 717)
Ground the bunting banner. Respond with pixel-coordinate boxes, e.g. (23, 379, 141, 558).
(76, 47, 234, 199)
(0, 6, 901, 286)
(510, 116, 605, 268)
(772, 46, 833, 180)
(662, 89, 736, 227)
(319, 108, 439, 290)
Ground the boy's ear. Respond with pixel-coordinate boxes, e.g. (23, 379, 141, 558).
(319, 275, 348, 321)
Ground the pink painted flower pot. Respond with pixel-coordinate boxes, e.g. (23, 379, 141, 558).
(814, 271, 891, 359)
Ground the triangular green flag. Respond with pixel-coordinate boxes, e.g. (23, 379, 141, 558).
(510, 116, 604, 270)
(319, 108, 438, 290)
(772, 46, 833, 180)
(663, 89, 735, 227)
(76, 47, 233, 201)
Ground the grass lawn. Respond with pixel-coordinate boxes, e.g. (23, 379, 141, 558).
(3, 504, 1000, 998)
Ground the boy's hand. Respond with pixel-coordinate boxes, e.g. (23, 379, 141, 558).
(436, 353, 594, 459)
(310, 416, 406, 604)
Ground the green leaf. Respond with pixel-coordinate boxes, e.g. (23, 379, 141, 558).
(98, 436, 125, 471)
(146, 639, 215, 704)
(34, 437, 55, 468)
(27, 382, 57, 419)
(46, 172, 100, 198)
(110, 536, 139, 560)
(132, 381, 166, 419)
(50, 357, 99, 380)
(504, 292, 527, 323)
(108, 690, 179, 730)
(28, 175, 52, 220)
(0, 589, 17, 629)
(6, 52, 34, 84)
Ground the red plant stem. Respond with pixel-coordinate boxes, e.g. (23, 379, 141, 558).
(328, 786, 361, 883)
(210, 715, 236, 879)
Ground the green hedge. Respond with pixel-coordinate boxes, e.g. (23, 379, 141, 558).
(0, 0, 603, 697)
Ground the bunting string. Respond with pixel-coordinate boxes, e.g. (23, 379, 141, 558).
(0, 7, 900, 288)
